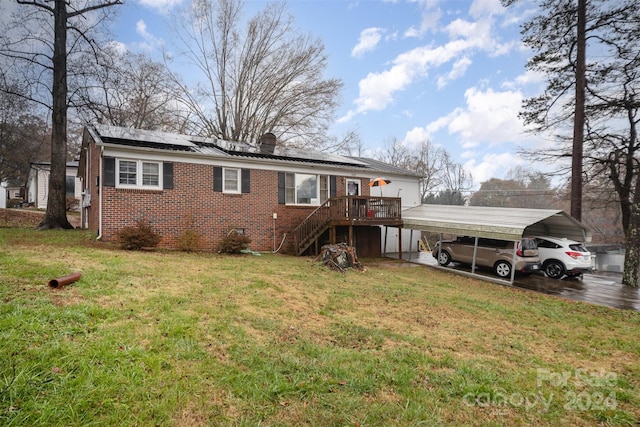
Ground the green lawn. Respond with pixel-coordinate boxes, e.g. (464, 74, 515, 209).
(1, 227, 638, 426)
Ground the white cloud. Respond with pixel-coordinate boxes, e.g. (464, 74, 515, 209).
(337, 109, 357, 124)
(351, 40, 469, 113)
(129, 19, 165, 52)
(425, 110, 460, 135)
(136, 19, 150, 38)
(425, 87, 522, 147)
(386, 31, 399, 42)
(446, 15, 516, 57)
(105, 40, 128, 55)
(464, 152, 523, 187)
(490, 39, 518, 57)
(436, 56, 472, 89)
(445, 17, 495, 52)
(137, 0, 183, 13)
(445, 18, 480, 39)
(417, 84, 542, 187)
(351, 27, 385, 58)
(345, 0, 517, 121)
(404, 0, 441, 38)
(404, 126, 432, 146)
(460, 149, 477, 159)
(448, 86, 525, 147)
(500, 2, 538, 28)
(514, 69, 546, 87)
(403, 98, 531, 188)
(469, 0, 505, 19)
(501, 69, 547, 105)
(355, 68, 409, 111)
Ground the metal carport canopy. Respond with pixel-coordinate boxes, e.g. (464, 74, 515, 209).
(401, 205, 591, 242)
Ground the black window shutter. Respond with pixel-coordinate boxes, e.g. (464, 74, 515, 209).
(163, 162, 174, 190)
(104, 157, 115, 187)
(241, 169, 250, 193)
(330, 175, 337, 198)
(213, 166, 222, 192)
(278, 172, 285, 204)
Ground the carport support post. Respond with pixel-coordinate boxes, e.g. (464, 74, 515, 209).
(472, 237, 479, 274)
(510, 243, 517, 284)
(409, 229, 414, 261)
(348, 225, 354, 247)
(383, 226, 388, 257)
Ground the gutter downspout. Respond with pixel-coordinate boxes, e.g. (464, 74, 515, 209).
(79, 181, 84, 229)
(97, 145, 103, 240)
(80, 146, 88, 229)
(471, 237, 479, 274)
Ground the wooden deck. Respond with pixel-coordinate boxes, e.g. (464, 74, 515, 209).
(293, 196, 403, 256)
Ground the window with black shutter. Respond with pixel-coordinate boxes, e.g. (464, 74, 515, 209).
(213, 166, 222, 192)
(104, 157, 115, 187)
(241, 169, 250, 194)
(163, 162, 173, 190)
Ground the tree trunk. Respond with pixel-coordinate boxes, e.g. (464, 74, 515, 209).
(570, 0, 586, 222)
(39, 0, 72, 230)
(622, 200, 640, 287)
(622, 167, 640, 287)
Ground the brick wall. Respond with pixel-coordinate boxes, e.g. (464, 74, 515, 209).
(89, 154, 369, 253)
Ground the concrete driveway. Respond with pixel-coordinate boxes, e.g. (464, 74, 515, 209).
(513, 271, 638, 311)
(394, 251, 640, 311)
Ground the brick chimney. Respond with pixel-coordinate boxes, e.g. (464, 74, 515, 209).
(259, 133, 277, 154)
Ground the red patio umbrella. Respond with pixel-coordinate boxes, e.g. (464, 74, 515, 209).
(368, 177, 391, 196)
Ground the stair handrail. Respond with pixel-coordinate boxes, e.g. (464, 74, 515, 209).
(293, 198, 345, 254)
(292, 196, 402, 255)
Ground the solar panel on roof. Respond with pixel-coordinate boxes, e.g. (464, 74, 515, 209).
(95, 124, 196, 148)
(275, 146, 369, 166)
(92, 124, 377, 169)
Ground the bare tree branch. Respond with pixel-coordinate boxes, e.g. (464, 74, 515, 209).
(0, 0, 122, 229)
(171, 0, 342, 149)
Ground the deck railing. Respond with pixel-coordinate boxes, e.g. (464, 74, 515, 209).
(293, 196, 401, 255)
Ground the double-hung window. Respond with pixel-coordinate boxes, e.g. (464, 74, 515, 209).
(119, 160, 137, 185)
(116, 159, 162, 189)
(142, 162, 160, 186)
(213, 166, 249, 194)
(283, 173, 330, 205)
(223, 168, 240, 193)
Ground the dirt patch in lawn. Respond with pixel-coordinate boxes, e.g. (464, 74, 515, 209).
(375, 261, 421, 268)
(363, 258, 421, 268)
(0, 208, 80, 228)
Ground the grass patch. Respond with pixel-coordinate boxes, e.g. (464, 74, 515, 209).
(0, 227, 639, 426)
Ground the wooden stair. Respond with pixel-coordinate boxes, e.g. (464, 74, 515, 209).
(292, 200, 334, 256)
(293, 196, 402, 256)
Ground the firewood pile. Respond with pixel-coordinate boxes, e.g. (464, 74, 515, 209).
(316, 243, 364, 272)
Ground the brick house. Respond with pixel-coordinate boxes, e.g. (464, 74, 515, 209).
(78, 125, 421, 256)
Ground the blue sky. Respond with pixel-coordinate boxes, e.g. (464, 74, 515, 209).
(13, 0, 557, 189)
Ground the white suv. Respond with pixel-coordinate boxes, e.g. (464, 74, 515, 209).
(534, 236, 593, 279)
